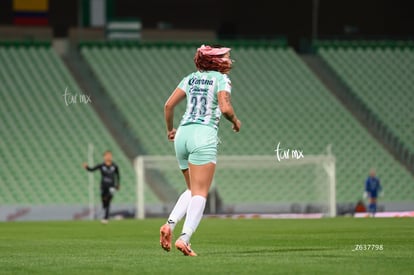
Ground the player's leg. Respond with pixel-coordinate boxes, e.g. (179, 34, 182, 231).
(105, 194, 113, 220)
(175, 162, 215, 256)
(160, 169, 191, 251)
(102, 196, 109, 221)
(160, 126, 192, 251)
(100, 187, 112, 224)
(101, 194, 105, 210)
(175, 125, 217, 256)
(369, 197, 377, 217)
(181, 162, 215, 238)
(167, 169, 191, 230)
(101, 192, 109, 224)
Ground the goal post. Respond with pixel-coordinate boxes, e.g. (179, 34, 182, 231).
(87, 143, 95, 220)
(135, 154, 336, 219)
(134, 156, 145, 219)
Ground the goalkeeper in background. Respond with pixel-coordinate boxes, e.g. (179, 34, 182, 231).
(83, 150, 120, 224)
(364, 169, 382, 217)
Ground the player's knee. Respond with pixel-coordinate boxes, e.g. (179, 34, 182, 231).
(190, 190, 208, 198)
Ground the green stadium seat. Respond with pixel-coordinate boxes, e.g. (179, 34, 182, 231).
(0, 46, 160, 205)
(318, 45, 414, 154)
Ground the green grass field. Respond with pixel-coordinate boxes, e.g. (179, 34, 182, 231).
(0, 218, 413, 274)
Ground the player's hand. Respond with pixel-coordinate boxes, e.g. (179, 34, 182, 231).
(116, 185, 120, 191)
(82, 162, 88, 169)
(232, 119, 241, 132)
(167, 128, 177, 141)
(363, 191, 368, 199)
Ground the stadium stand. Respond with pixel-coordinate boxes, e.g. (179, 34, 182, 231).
(81, 42, 414, 204)
(0, 43, 159, 205)
(316, 41, 414, 154)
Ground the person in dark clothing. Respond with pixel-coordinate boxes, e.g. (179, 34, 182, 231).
(83, 150, 120, 224)
(364, 169, 382, 217)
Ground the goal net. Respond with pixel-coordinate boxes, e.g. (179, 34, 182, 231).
(134, 154, 336, 219)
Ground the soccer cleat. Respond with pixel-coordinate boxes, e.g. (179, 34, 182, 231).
(175, 239, 197, 256)
(160, 224, 172, 252)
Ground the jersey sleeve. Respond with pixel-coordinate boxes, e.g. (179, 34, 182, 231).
(177, 75, 189, 92)
(86, 163, 101, 172)
(217, 74, 232, 94)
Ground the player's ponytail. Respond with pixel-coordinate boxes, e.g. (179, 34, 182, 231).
(194, 45, 233, 74)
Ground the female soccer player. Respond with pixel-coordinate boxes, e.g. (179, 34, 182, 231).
(160, 45, 241, 256)
(83, 150, 120, 224)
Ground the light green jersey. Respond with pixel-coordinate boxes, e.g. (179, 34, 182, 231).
(177, 71, 232, 129)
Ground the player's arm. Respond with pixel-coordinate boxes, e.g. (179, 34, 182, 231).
(164, 88, 186, 141)
(218, 91, 241, 132)
(82, 163, 100, 172)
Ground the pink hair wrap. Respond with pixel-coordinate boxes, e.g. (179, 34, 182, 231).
(197, 45, 231, 56)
